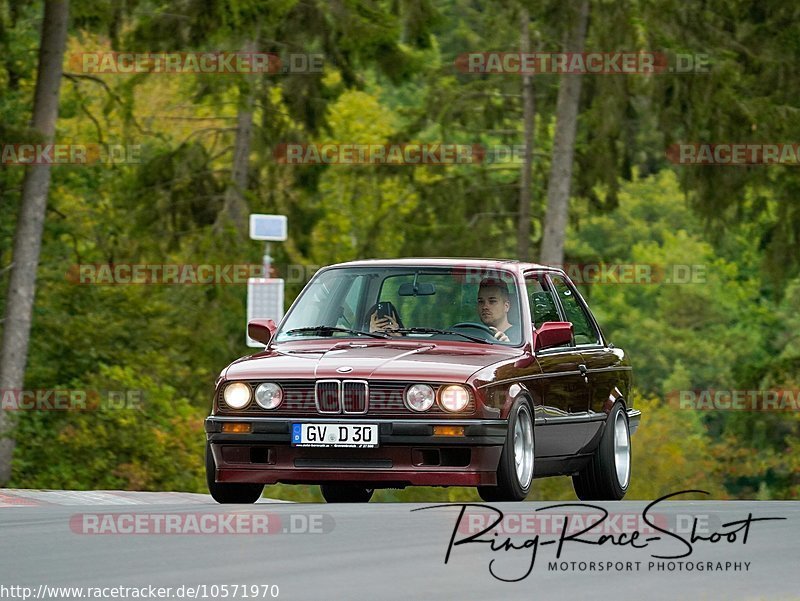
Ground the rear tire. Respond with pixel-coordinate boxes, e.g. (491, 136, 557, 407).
(477, 398, 534, 502)
(320, 484, 374, 503)
(206, 444, 264, 504)
(572, 403, 630, 500)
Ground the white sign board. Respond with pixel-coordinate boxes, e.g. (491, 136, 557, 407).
(246, 278, 284, 347)
(249, 214, 288, 241)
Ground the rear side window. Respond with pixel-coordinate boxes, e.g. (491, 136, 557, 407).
(549, 275, 600, 345)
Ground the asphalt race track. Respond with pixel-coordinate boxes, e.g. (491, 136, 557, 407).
(0, 490, 797, 601)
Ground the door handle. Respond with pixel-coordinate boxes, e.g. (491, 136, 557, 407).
(578, 363, 589, 384)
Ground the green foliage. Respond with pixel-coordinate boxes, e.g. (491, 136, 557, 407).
(1, 0, 798, 501)
(567, 170, 798, 499)
(308, 90, 420, 262)
(568, 170, 770, 395)
(11, 365, 205, 491)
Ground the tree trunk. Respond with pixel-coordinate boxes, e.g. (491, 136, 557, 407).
(0, 0, 70, 485)
(215, 38, 257, 237)
(539, 0, 589, 266)
(516, 7, 535, 261)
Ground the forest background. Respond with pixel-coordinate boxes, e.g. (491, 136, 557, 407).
(1, 0, 798, 501)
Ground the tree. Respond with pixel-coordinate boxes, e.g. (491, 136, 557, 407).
(0, 0, 70, 484)
(539, 0, 589, 266)
(516, 6, 536, 261)
(641, 0, 800, 286)
(214, 36, 258, 237)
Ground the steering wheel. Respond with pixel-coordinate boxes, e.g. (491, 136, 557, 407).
(450, 322, 496, 337)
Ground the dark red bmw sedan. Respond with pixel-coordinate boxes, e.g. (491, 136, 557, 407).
(205, 259, 639, 503)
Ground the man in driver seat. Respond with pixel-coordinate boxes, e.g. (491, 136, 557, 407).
(477, 278, 520, 343)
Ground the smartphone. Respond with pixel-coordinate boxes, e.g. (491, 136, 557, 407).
(376, 302, 390, 319)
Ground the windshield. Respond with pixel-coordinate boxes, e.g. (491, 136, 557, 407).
(275, 266, 524, 345)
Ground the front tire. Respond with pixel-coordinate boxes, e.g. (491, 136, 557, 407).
(477, 398, 534, 502)
(572, 402, 631, 500)
(320, 484, 374, 503)
(206, 444, 264, 504)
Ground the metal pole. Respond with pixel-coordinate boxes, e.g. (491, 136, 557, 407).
(263, 241, 272, 278)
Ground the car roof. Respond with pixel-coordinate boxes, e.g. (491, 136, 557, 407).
(326, 257, 564, 275)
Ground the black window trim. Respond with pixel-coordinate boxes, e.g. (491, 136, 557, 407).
(523, 269, 607, 353)
(278, 265, 528, 347)
(546, 272, 606, 348)
(523, 270, 571, 355)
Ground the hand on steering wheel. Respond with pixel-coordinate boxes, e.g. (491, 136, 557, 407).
(489, 327, 510, 342)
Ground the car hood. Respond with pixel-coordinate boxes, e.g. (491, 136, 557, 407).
(223, 341, 523, 383)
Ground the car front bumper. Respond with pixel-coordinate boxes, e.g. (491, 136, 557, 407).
(205, 416, 507, 487)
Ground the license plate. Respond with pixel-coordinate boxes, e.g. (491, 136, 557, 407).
(292, 423, 379, 448)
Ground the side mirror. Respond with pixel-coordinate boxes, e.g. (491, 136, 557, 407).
(533, 321, 573, 351)
(248, 319, 277, 346)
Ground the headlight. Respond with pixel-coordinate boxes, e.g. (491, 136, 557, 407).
(254, 382, 283, 409)
(223, 382, 251, 409)
(405, 384, 435, 412)
(439, 385, 470, 412)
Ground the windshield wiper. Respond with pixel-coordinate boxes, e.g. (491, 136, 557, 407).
(391, 327, 490, 344)
(283, 326, 389, 339)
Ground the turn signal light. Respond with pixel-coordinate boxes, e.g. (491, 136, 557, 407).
(221, 422, 252, 433)
(433, 425, 465, 437)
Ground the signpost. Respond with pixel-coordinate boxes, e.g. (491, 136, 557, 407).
(246, 214, 287, 347)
